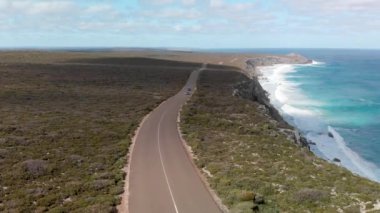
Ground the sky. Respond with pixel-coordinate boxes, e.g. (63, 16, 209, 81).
(1, 0, 380, 49)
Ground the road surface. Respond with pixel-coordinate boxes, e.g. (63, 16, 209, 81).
(128, 65, 222, 213)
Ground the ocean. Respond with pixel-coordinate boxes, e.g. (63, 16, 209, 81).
(239, 49, 380, 183)
(203, 48, 380, 182)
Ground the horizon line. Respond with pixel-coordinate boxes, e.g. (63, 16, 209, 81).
(1, 47, 380, 51)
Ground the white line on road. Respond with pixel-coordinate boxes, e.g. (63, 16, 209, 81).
(158, 111, 180, 213)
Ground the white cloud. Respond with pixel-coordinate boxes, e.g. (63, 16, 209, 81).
(281, 0, 380, 33)
(0, 0, 76, 15)
(27, 1, 75, 15)
(84, 4, 122, 20)
(209, 0, 224, 8)
(182, 0, 196, 6)
(284, 0, 380, 13)
(142, 7, 201, 19)
(139, 0, 174, 5)
(1, 0, 379, 46)
(85, 4, 114, 14)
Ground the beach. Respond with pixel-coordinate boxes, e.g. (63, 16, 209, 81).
(256, 59, 380, 183)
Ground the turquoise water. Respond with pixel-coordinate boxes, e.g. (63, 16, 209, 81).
(210, 49, 380, 181)
(290, 50, 380, 168)
(262, 49, 380, 181)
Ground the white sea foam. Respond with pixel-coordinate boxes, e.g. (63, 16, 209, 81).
(257, 63, 380, 182)
(328, 126, 379, 180)
(311, 60, 325, 65)
(281, 104, 325, 132)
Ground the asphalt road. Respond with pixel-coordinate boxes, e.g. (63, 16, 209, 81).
(128, 65, 222, 213)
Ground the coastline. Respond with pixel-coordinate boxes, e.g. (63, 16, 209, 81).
(181, 65, 380, 212)
(2, 49, 380, 212)
(245, 59, 380, 183)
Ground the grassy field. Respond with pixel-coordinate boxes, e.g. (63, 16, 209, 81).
(0, 53, 199, 212)
(181, 69, 380, 212)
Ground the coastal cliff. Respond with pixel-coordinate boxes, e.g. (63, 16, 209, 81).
(233, 77, 310, 148)
(233, 79, 284, 124)
(181, 67, 380, 213)
(234, 54, 312, 148)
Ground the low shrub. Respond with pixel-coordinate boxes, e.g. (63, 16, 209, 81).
(0, 55, 195, 211)
(21, 159, 49, 178)
(293, 188, 328, 203)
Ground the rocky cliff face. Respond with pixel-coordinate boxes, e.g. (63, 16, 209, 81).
(233, 79, 284, 124)
(234, 78, 310, 148)
(234, 54, 311, 148)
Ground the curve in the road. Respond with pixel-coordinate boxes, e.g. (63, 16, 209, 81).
(125, 64, 222, 213)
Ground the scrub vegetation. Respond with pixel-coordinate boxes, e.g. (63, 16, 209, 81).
(0, 52, 198, 212)
(181, 69, 380, 212)
(2, 51, 380, 212)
